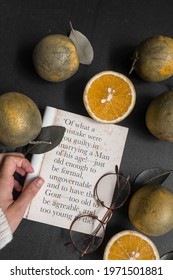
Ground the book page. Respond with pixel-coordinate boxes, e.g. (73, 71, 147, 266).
(25, 106, 128, 235)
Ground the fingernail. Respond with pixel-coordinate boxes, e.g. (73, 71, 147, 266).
(35, 177, 44, 188)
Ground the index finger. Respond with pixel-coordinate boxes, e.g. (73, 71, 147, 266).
(0, 155, 34, 179)
(0, 152, 24, 169)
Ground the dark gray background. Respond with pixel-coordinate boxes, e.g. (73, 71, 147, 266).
(0, 0, 173, 260)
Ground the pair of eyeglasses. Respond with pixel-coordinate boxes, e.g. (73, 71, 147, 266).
(65, 165, 130, 257)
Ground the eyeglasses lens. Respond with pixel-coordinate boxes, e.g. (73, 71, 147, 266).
(95, 173, 130, 209)
(70, 215, 105, 255)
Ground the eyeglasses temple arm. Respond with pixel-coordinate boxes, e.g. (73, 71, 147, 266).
(64, 241, 73, 247)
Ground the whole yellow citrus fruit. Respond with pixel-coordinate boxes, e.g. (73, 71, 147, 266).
(33, 34, 79, 82)
(131, 35, 173, 82)
(103, 230, 159, 260)
(128, 184, 173, 236)
(83, 71, 136, 123)
(0, 92, 42, 147)
(146, 91, 173, 142)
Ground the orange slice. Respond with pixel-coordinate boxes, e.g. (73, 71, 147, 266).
(83, 71, 136, 123)
(103, 230, 160, 260)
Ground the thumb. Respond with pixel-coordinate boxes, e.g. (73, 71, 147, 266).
(19, 177, 45, 206)
(6, 177, 44, 232)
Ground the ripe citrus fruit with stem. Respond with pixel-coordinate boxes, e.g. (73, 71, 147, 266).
(83, 71, 136, 123)
(130, 35, 173, 82)
(146, 91, 173, 142)
(103, 230, 160, 260)
(0, 92, 42, 147)
(33, 34, 79, 82)
(128, 184, 173, 236)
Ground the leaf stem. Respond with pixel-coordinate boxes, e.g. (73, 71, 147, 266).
(69, 21, 73, 30)
(129, 51, 139, 74)
(29, 140, 52, 145)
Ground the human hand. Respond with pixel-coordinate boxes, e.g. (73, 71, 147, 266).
(0, 153, 44, 232)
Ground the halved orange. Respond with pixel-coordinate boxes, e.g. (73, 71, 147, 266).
(83, 71, 136, 123)
(103, 230, 160, 260)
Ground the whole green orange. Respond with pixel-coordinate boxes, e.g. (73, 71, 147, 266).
(128, 184, 173, 236)
(146, 91, 173, 142)
(33, 34, 79, 82)
(0, 92, 42, 147)
(131, 35, 173, 82)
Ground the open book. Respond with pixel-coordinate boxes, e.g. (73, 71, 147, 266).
(24, 106, 128, 234)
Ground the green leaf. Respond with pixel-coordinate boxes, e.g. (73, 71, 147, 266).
(26, 126, 66, 154)
(133, 167, 172, 191)
(69, 22, 94, 65)
(161, 251, 173, 260)
(0, 142, 16, 153)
